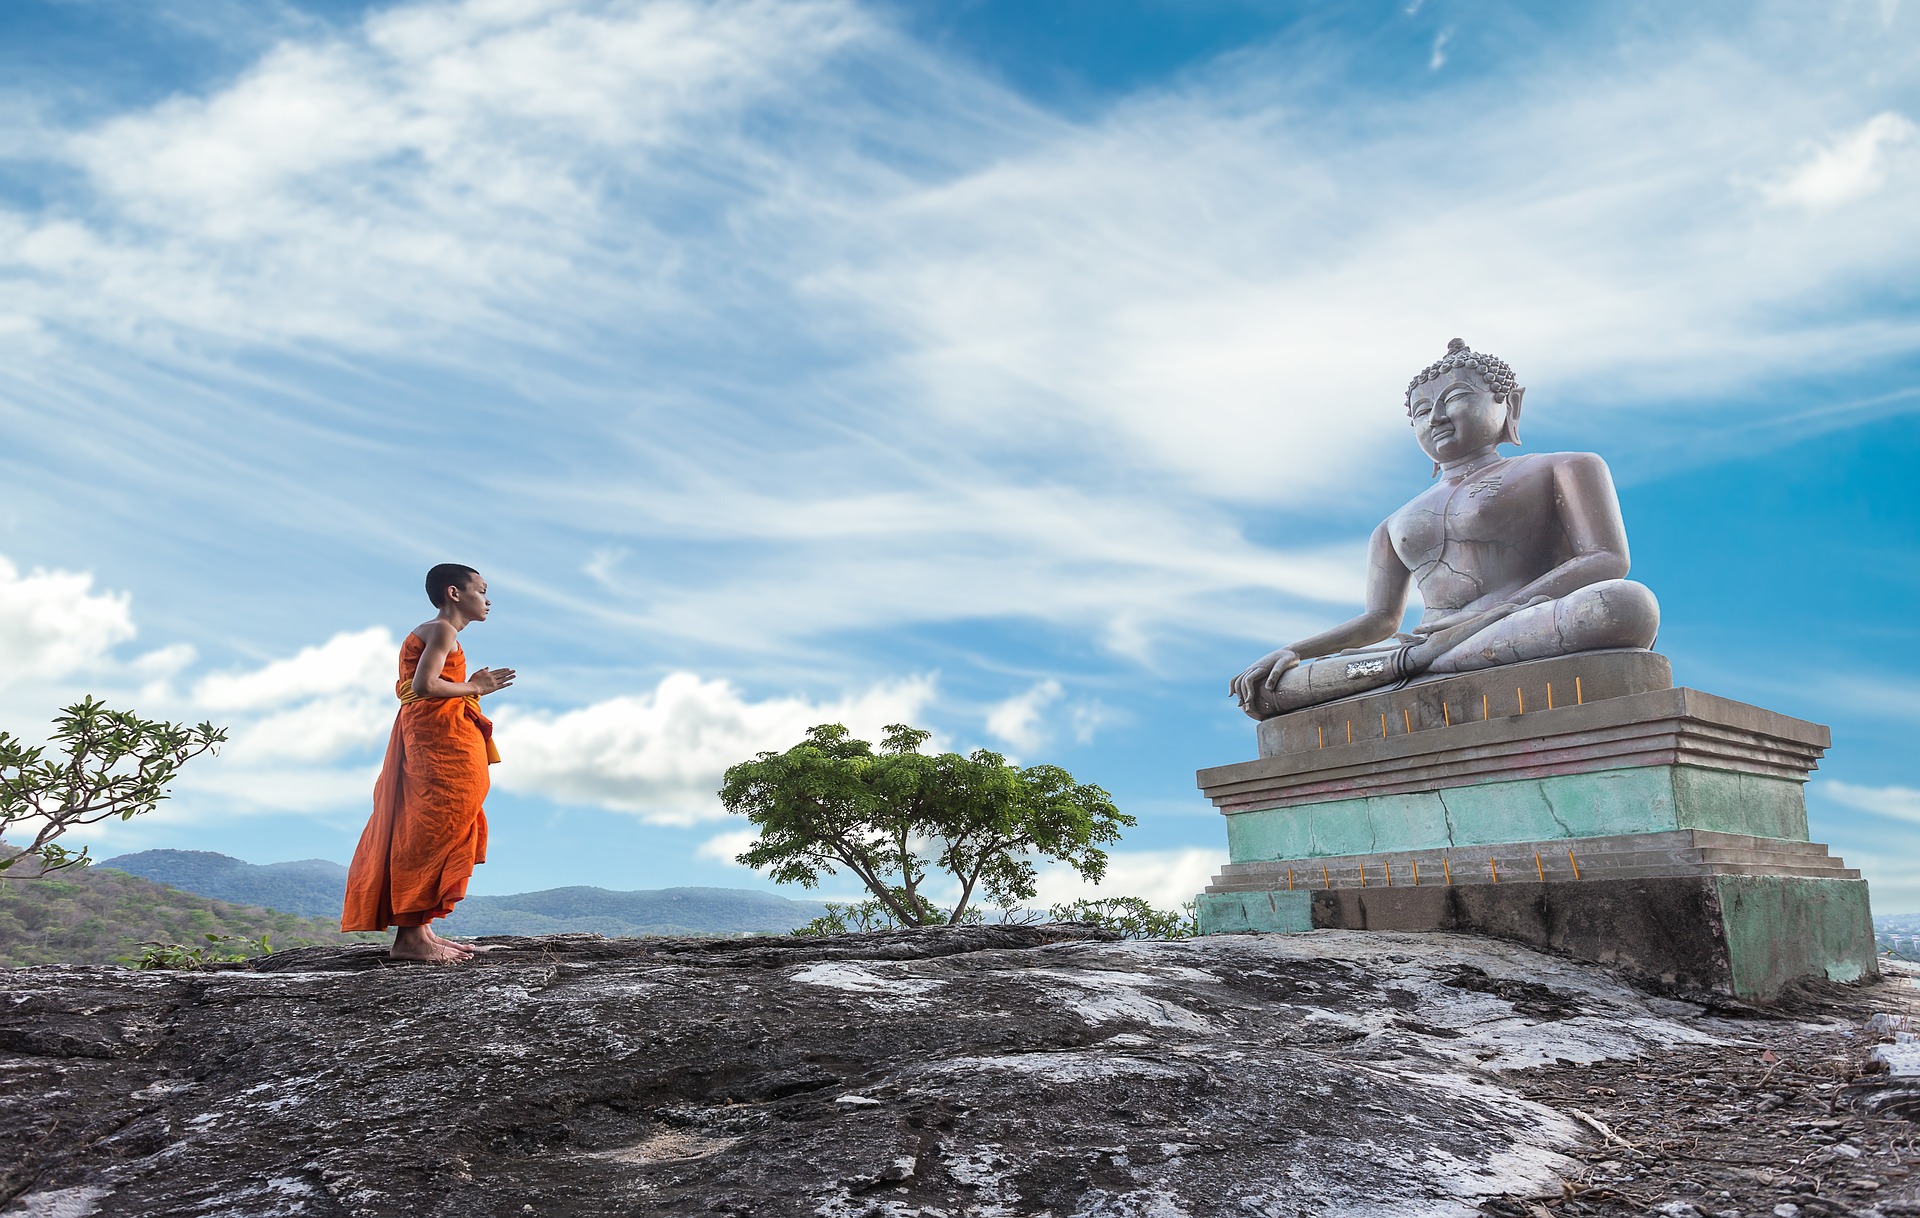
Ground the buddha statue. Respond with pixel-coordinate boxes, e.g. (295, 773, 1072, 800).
(1231, 339, 1660, 720)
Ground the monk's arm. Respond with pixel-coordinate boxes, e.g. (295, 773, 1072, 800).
(1503, 453, 1632, 605)
(411, 623, 482, 699)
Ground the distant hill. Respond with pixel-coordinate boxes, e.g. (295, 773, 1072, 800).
(0, 854, 383, 967)
(98, 850, 348, 917)
(97, 849, 829, 937)
(439, 886, 830, 938)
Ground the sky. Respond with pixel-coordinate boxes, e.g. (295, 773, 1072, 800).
(1, 0, 1917, 914)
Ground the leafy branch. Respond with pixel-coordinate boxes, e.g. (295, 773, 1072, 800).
(131, 932, 273, 970)
(0, 697, 227, 878)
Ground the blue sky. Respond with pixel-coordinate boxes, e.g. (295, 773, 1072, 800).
(2, 0, 1917, 912)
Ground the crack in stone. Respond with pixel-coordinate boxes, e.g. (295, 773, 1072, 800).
(1434, 791, 1458, 848)
(1538, 785, 1575, 839)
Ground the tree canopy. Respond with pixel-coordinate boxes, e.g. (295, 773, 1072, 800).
(720, 723, 1133, 927)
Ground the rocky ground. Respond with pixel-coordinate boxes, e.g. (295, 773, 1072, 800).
(1, 926, 1915, 1218)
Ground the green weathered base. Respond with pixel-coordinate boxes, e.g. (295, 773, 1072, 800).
(1223, 764, 1809, 862)
(1715, 875, 1876, 998)
(1194, 890, 1313, 935)
(1198, 875, 1876, 1002)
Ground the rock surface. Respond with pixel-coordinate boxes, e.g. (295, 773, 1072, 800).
(1, 927, 1914, 1217)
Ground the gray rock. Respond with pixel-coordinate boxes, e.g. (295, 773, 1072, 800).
(0, 927, 1773, 1216)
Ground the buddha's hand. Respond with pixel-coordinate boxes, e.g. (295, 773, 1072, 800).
(1232, 649, 1300, 706)
(1423, 596, 1554, 638)
(1407, 596, 1556, 668)
(470, 667, 517, 696)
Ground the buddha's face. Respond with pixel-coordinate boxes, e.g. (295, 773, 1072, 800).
(1408, 368, 1511, 464)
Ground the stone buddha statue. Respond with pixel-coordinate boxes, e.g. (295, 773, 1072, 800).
(1231, 339, 1660, 720)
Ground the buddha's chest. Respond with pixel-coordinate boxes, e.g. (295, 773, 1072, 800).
(1390, 461, 1558, 572)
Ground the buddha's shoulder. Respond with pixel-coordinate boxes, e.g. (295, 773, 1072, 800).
(1515, 449, 1612, 471)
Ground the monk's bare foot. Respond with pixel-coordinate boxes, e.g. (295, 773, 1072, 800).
(425, 928, 477, 956)
(388, 940, 468, 965)
(391, 926, 469, 965)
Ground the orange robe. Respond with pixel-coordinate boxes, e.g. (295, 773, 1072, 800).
(341, 633, 497, 931)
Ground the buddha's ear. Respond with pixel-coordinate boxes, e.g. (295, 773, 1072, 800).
(1500, 386, 1526, 447)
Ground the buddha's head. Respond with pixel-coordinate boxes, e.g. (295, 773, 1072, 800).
(1405, 338, 1525, 467)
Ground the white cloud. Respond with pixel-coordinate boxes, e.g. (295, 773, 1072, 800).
(1030, 847, 1227, 913)
(1823, 781, 1920, 826)
(805, 23, 1920, 514)
(8, 1, 1920, 675)
(131, 643, 198, 680)
(697, 827, 758, 865)
(130, 626, 405, 818)
(1069, 700, 1114, 746)
(0, 555, 136, 685)
(222, 693, 396, 766)
(493, 670, 937, 824)
(985, 679, 1062, 752)
(3, 0, 1920, 888)
(1763, 111, 1917, 210)
(10, 0, 868, 350)
(194, 627, 397, 711)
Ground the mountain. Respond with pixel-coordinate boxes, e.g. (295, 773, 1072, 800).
(0, 856, 382, 967)
(439, 886, 830, 938)
(96, 849, 829, 937)
(97, 850, 349, 917)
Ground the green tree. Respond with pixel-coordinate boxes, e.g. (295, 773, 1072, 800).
(721, 723, 1133, 927)
(0, 697, 227, 877)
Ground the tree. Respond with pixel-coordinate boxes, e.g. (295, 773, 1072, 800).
(721, 722, 1133, 927)
(0, 697, 227, 877)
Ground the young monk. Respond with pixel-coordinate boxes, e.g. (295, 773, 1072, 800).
(342, 564, 515, 963)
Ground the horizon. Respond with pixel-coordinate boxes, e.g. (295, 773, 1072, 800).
(2, 0, 1916, 914)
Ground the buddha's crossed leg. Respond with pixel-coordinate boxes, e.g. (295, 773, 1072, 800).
(1241, 579, 1659, 720)
(1423, 578, 1658, 674)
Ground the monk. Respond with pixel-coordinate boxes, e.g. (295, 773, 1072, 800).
(342, 563, 515, 963)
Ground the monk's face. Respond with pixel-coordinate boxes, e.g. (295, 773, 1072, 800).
(449, 573, 491, 621)
(1409, 368, 1509, 464)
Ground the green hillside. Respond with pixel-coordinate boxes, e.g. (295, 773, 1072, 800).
(98, 849, 348, 918)
(0, 862, 383, 968)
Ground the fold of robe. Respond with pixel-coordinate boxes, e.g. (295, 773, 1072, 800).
(341, 633, 495, 932)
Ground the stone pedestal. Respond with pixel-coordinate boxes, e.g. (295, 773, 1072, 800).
(1194, 650, 1876, 1001)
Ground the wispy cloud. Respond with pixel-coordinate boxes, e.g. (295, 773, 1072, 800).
(4, 0, 1918, 677)
(1, 2, 1918, 893)
(985, 679, 1062, 752)
(1824, 781, 1920, 826)
(1762, 111, 1917, 210)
